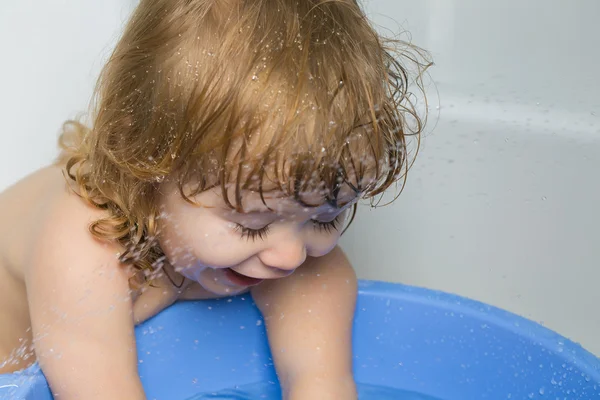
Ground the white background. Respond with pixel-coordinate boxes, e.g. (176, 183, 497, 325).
(1, 1, 599, 355)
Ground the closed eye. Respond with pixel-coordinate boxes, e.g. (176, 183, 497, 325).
(312, 215, 342, 234)
(233, 214, 343, 241)
(233, 223, 271, 241)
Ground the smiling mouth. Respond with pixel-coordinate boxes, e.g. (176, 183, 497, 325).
(225, 268, 264, 287)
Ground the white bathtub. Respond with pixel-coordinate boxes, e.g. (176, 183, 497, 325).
(341, 0, 600, 355)
(1, 0, 598, 356)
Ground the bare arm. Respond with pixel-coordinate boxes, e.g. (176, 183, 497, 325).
(251, 246, 358, 400)
(25, 198, 145, 399)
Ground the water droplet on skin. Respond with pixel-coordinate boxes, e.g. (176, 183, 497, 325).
(252, 75, 258, 81)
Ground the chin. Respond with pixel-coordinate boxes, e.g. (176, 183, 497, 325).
(207, 285, 248, 296)
(198, 268, 250, 295)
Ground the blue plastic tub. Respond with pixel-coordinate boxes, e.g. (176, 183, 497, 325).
(2, 281, 599, 399)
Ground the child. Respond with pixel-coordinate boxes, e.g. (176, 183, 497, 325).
(0, 0, 429, 398)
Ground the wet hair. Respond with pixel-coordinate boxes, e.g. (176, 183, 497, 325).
(57, 0, 431, 285)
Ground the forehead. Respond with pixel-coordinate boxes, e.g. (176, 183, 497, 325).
(175, 180, 358, 216)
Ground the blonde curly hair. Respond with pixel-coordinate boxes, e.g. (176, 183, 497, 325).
(57, 0, 431, 286)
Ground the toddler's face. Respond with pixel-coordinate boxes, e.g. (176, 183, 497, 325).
(156, 182, 355, 295)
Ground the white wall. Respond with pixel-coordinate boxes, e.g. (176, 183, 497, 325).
(1, 1, 598, 356)
(0, 0, 134, 189)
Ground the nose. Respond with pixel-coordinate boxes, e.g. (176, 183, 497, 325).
(258, 236, 307, 272)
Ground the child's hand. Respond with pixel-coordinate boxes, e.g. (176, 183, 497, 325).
(251, 246, 358, 400)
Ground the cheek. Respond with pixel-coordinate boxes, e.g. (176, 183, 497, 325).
(159, 206, 256, 268)
(306, 231, 342, 257)
(304, 210, 349, 257)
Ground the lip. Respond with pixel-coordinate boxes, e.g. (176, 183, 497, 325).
(225, 268, 264, 287)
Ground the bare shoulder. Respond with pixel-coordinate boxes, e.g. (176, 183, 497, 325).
(25, 168, 123, 275)
(0, 166, 124, 282)
(252, 246, 356, 301)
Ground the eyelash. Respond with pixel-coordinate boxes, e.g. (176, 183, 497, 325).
(234, 224, 271, 241)
(234, 216, 341, 241)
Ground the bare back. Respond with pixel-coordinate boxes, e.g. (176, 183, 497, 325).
(0, 166, 218, 374)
